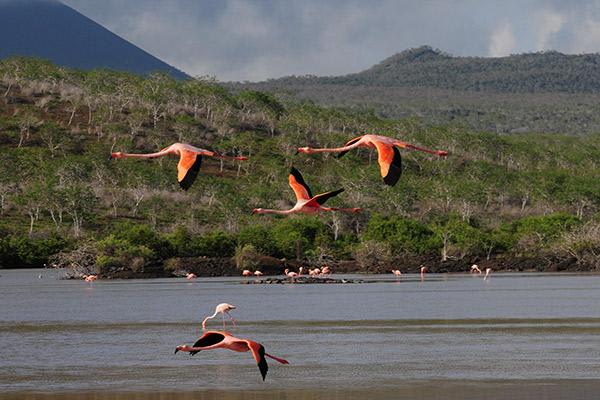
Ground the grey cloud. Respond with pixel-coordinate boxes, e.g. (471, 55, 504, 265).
(61, 0, 600, 81)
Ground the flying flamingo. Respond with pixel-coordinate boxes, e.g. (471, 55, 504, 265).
(109, 143, 248, 190)
(252, 167, 361, 215)
(470, 264, 482, 274)
(174, 330, 289, 381)
(484, 268, 492, 280)
(202, 303, 237, 330)
(297, 134, 448, 186)
(242, 270, 252, 276)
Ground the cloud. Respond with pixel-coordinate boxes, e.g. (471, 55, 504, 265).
(488, 21, 517, 56)
(533, 8, 565, 50)
(61, 0, 600, 81)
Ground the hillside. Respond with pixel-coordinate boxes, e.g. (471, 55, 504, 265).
(0, 0, 187, 79)
(231, 46, 600, 134)
(0, 58, 598, 275)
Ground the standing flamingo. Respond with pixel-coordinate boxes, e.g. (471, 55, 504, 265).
(252, 167, 361, 215)
(202, 303, 237, 330)
(484, 268, 492, 280)
(392, 269, 402, 277)
(253, 270, 264, 276)
(186, 273, 197, 280)
(297, 134, 448, 186)
(175, 330, 289, 381)
(110, 143, 248, 190)
(242, 270, 252, 276)
(470, 264, 482, 274)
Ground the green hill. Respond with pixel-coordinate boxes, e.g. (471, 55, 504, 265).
(231, 46, 600, 134)
(0, 57, 598, 274)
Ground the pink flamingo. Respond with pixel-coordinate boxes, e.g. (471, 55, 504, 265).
(202, 303, 237, 330)
(420, 266, 428, 281)
(321, 266, 331, 276)
(175, 330, 289, 381)
(297, 134, 448, 186)
(252, 167, 361, 215)
(284, 269, 298, 278)
(253, 270, 264, 276)
(186, 273, 197, 280)
(470, 264, 482, 274)
(391, 269, 402, 277)
(110, 143, 248, 190)
(83, 274, 97, 282)
(484, 268, 492, 280)
(242, 270, 252, 276)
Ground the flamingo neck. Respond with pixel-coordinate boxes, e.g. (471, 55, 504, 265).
(119, 149, 174, 159)
(256, 209, 292, 215)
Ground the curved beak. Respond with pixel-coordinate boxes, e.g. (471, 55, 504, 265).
(174, 348, 179, 354)
(108, 154, 113, 160)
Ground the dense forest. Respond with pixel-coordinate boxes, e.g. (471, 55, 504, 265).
(232, 46, 600, 134)
(0, 57, 598, 276)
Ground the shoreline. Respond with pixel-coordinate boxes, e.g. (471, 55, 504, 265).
(3, 379, 600, 400)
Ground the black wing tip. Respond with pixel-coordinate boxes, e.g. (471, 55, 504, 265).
(382, 147, 402, 186)
(178, 155, 202, 190)
(258, 345, 268, 381)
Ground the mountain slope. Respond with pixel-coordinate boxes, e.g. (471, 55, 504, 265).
(264, 46, 600, 93)
(0, 0, 187, 79)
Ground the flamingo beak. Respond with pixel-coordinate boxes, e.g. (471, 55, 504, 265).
(108, 154, 113, 160)
(174, 347, 180, 354)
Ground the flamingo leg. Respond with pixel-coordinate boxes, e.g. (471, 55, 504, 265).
(226, 311, 237, 326)
(222, 313, 226, 329)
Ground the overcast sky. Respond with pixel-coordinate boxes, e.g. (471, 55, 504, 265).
(61, 0, 600, 81)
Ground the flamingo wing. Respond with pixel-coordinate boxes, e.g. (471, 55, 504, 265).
(306, 188, 345, 207)
(288, 167, 313, 200)
(335, 136, 363, 159)
(177, 151, 202, 190)
(373, 140, 402, 186)
(245, 340, 268, 381)
(189, 331, 226, 355)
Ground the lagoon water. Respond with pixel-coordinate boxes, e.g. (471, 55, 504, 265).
(1, 269, 600, 399)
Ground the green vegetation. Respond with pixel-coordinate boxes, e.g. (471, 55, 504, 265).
(0, 56, 599, 274)
(231, 46, 600, 134)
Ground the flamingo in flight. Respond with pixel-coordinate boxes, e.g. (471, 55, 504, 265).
(175, 330, 289, 381)
(297, 134, 448, 186)
(252, 167, 361, 215)
(109, 143, 248, 190)
(202, 303, 237, 330)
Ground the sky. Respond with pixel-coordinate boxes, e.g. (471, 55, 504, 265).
(60, 0, 600, 82)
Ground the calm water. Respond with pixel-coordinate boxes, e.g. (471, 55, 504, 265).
(1, 269, 600, 399)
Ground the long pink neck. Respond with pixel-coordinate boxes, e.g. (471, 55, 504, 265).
(120, 148, 174, 159)
(308, 144, 361, 153)
(256, 209, 293, 215)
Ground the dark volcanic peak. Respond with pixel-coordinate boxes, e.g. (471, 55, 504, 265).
(372, 46, 452, 67)
(0, 0, 188, 79)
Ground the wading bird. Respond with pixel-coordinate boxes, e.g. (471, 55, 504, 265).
(484, 268, 492, 280)
(242, 270, 252, 276)
(253, 270, 263, 276)
(470, 264, 482, 274)
(297, 134, 448, 186)
(83, 275, 97, 282)
(202, 303, 237, 330)
(186, 273, 197, 280)
(174, 330, 289, 381)
(252, 167, 361, 215)
(109, 143, 248, 190)
(392, 269, 402, 277)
